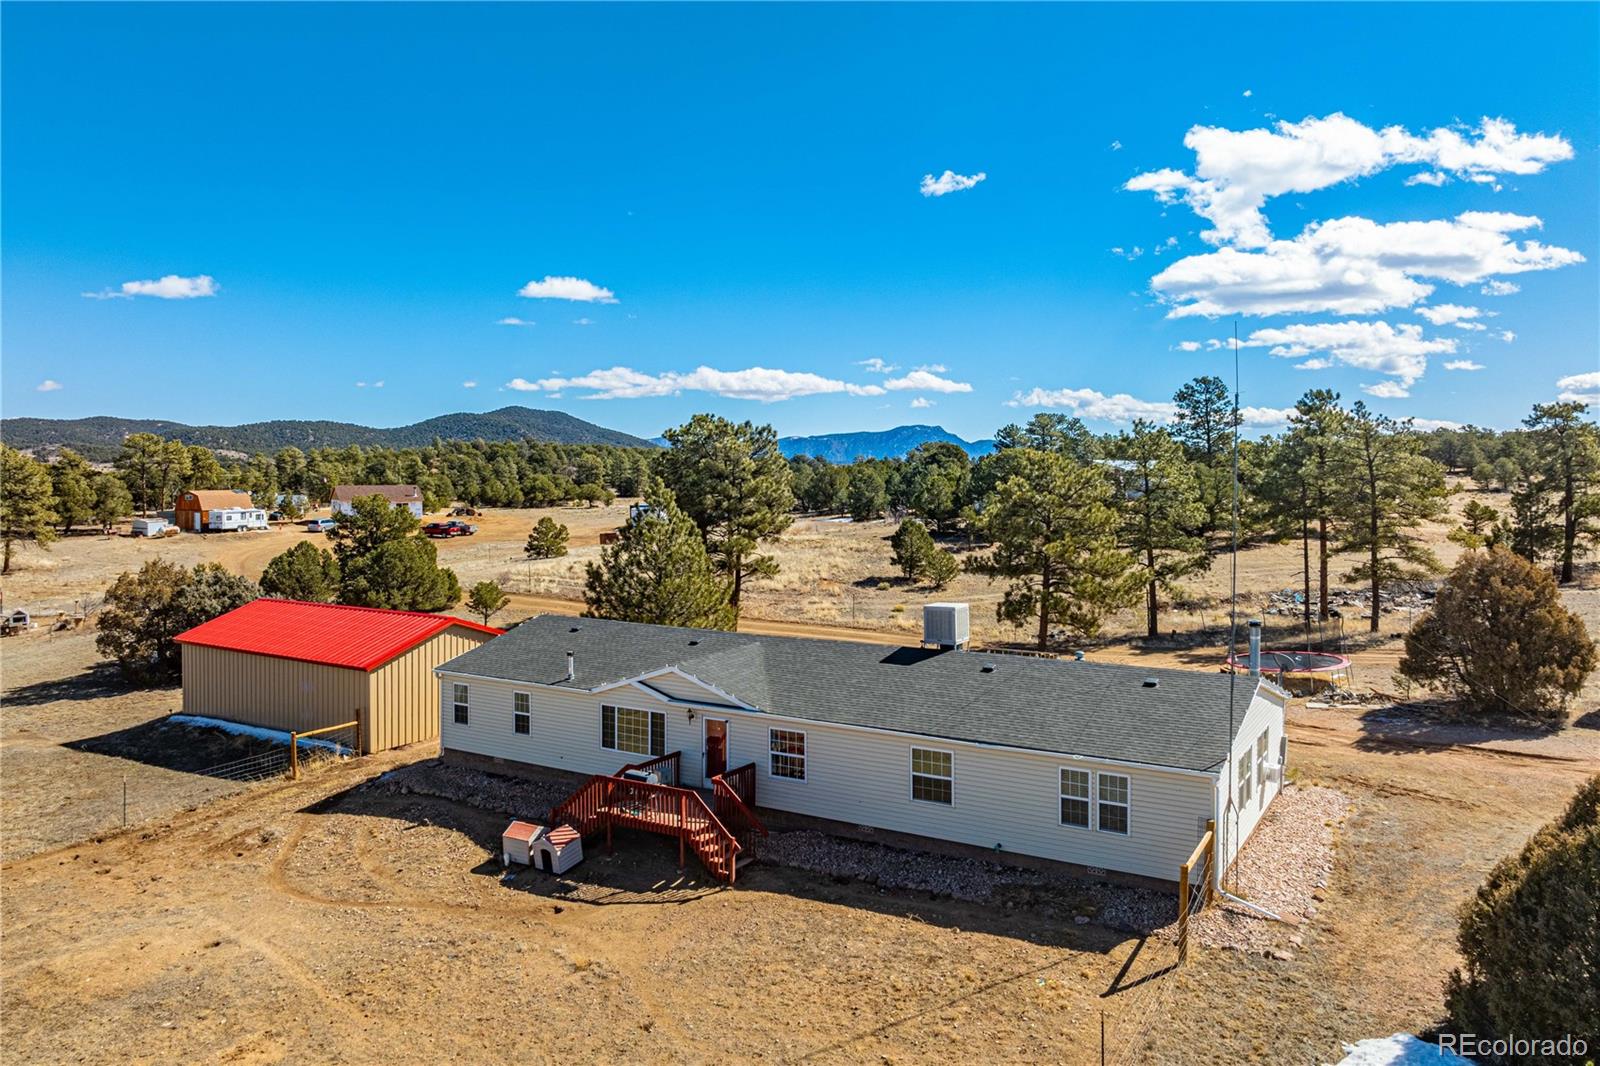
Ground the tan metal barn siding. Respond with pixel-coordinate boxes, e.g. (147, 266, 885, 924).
(181, 645, 368, 739)
(364, 628, 495, 752)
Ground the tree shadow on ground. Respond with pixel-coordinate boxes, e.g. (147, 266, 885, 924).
(1351, 700, 1560, 755)
(302, 765, 1138, 956)
(3, 661, 152, 707)
(65, 718, 281, 775)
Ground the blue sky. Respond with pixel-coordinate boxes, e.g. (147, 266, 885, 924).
(4, 3, 1597, 441)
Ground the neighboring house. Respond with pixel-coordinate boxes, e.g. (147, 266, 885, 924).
(435, 608, 1287, 884)
(330, 484, 424, 518)
(174, 489, 255, 531)
(176, 599, 502, 753)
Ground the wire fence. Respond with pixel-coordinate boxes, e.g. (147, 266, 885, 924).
(192, 723, 359, 783)
(1100, 848, 1213, 1066)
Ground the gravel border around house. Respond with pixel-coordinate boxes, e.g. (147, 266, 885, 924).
(364, 761, 573, 821)
(1190, 784, 1351, 955)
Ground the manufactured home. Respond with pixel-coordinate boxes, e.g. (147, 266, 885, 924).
(174, 489, 255, 532)
(206, 506, 270, 532)
(330, 484, 424, 518)
(436, 608, 1287, 884)
(176, 599, 502, 753)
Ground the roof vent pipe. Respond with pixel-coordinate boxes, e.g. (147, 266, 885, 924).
(565, 651, 575, 682)
(1247, 620, 1262, 677)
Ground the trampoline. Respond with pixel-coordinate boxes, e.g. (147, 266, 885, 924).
(1227, 648, 1353, 690)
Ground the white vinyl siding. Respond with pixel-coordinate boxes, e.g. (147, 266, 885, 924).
(1216, 684, 1289, 873)
(769, 729, 806, 781)
(438, 671, 1231, 881)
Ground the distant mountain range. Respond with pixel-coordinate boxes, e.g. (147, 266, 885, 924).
(3, 406, 656, 460)
(778, 425, 995, 462)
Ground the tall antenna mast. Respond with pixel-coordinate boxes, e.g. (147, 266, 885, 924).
(1224, 319, 1242, 888)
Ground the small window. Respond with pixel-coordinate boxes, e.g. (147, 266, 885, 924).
(1237, 750, 1253, 808)
(452, 683, 469, 725)
(601, 705, 665, 757)
(1059, 768, 1090, 828)
(513, 692, 530, 735)
(1097, 773, 1130, 835)
(769, 728, 806, 780)
(910, 748, 953, 805)
(1255, 731, 1270, 802)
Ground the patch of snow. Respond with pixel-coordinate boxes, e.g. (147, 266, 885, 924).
(166, 714, 352, 754)
(1335, 1035, 1471, 1065)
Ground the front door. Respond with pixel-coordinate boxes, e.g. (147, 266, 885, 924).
(703, 718, 728, 786)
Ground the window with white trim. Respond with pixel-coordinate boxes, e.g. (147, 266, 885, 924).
(601, 705, 665, 757)
(1097, 773, 1130, 835)
(452, 683, 469, 725)
(1255, 731, 1270, 802)
(768, 729, 806, 780)
(910, 748, 953, 805)
(513, 692, 530, 735)
(1059, 768, 1090, 828)
(1237, 750, 1253, 807)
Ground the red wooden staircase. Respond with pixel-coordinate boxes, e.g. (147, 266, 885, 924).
(549, 753, 767, 884)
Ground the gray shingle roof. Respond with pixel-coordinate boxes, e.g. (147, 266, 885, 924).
(440, 615, 1262, 772)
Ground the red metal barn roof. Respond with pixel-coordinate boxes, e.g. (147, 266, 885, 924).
(175, 599, 503, 671)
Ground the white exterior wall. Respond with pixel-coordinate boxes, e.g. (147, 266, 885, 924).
(331, 499, 424, 518)
(439, 670, 1223, 882)
(1215, 684, 1288, 874)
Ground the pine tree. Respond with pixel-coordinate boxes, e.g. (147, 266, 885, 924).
(0, 446, 58, 574)
(465, 581, 509, 625)
(659, 415, 794, 614)
(583, 484, 736, 630)
(525, 516, 570, 559)
(1109, 422, 1209, 639)
(889, 518, 936, 580)
(50, 450, 96, 533)
(1289, 389, 1347, 621)
(845, 464, 889, 521)
(1523, 401, 1600, 583)
(328, 494, 459, 610)
(91, 474, 133, 532)
(1172, 375, 1242, 537)
(1332, 404, 1449, 632)
(259, 541, 341, 602)
(968, 450, 1138, 650)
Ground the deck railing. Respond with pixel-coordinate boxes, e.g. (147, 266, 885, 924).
(618, 750, 682, 788)
(710, 762, 767, 861)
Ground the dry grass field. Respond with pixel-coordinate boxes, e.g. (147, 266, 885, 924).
(2, 485, 1596, 1063)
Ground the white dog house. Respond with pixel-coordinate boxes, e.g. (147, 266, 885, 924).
(501, 821, 583, 874)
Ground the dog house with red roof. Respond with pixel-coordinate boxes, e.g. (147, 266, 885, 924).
(176, 599, 502, 753)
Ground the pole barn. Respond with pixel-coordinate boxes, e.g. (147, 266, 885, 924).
(175, 599, 502, 753)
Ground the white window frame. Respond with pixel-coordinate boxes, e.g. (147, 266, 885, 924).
(1237, 749, 1253, 808)
(768, 728, 807, 781)
(1096, 772, 1130, 835)
(1255, 731, 1270, 804)
(513, 692, 531, 735)
(452, 683, 469, 726)
(601, 704, 666, 758)
(1058, 767, 1091, 829)
(909, 747, 954, 806)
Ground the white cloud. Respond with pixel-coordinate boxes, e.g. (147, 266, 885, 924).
(518, 275, 617, 303)
(573, 317, 595, 326)
(882, 369, 972, 393)
(1405, 171, 1449, 187)
(1295, 358, 1335, 370)
(857, 357, 900, 374)
(496, 317, 536, 327)
(1239, 320, 1457, 393)
(1411, 417, 1465, 431)
(462, 380, 478, 388)
(83, 273, 218, 300)
(1125, 114, 1573, 248)
(1556, 371, 1600, 405)
(355, 380, 385, 389)
(1499, 330, 1517, 343)
(920, 170, 987, 197)
(1110, 140, 1123, 151)
(1442, 360, 1485, 371)
(506, 366, 888, 403)
(1007, 386, 1291, 426)
(910, 397, 935, 409)
(1242, 89, 1253, 98)
(1415, 304, 1484, 326)
(36, 379, 63, 392)
(1175, 341, 1203, 352)
(1111, 246, 1145, 260)
(1480, 280, 1520, 296)
(916, 363, 948, 373)
(1362, 380, 1412, 399)
(1148, 212, 1582, 318)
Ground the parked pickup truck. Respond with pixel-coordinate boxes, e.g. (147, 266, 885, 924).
(422, 520, 477, 538)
